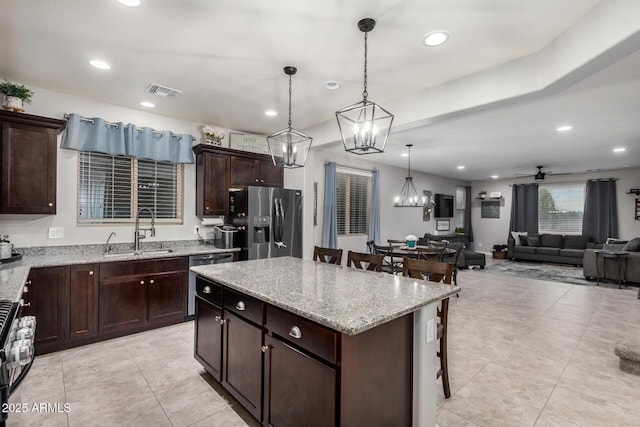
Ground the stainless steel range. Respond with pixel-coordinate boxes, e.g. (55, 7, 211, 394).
(0, 298, 36, 426)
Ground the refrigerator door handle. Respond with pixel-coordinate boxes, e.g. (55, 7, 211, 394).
(274, 198, 287, 248)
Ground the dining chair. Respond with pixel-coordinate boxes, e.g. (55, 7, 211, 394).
(313, 246, 343, 265)
(366, 240, 376, 255)
(373, 244, 401, 274)
(347, 251, 384, 272)
(442, 242, 464, 289)
(387, 239, 407, 247)
(402, 258, 454, 398)
(421, 240, 449, 262)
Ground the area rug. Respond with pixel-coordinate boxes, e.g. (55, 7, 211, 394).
(479, 261, 595, 286)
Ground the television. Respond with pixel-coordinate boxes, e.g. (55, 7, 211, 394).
(434, 194, 454, 218)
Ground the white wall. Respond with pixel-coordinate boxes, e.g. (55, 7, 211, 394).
(0, 85, 242, 248)
(470, 168, 640, 252)
(305, 145, 469, 263)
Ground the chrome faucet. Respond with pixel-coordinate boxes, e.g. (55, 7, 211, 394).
(104, 232, 117, 253)
(134, 207, 156, 252)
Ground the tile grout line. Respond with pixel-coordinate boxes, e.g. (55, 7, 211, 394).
(61, 356, 70, 427)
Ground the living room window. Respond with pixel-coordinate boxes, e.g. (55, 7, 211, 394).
(78, 151, 183, 224)
(538, 183, 585, 234)
(336, 168, 371, 235)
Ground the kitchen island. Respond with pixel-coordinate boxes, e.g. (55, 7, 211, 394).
(191, 256, 460, 427)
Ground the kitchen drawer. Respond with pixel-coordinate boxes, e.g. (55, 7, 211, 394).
(223, 288, 263, 325)
(266, 305, 337, 364)
(196, 277, 222, 306)
(99, 256, 188, 278)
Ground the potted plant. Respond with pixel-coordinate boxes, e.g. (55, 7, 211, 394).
(202, 125, 225, 146)
(454, 227, 464, 235)
(478, 191, 487, 199)
(0, 80, 34, 112)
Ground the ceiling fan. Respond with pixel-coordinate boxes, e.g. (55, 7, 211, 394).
(514, 165, 553, 181)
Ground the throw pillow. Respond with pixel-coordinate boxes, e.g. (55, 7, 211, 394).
(563, 235, 588, 250)
(527, 236, 541, 247)
(622, 238, 640, 252)
(510, 231, 528, 246)
(540, 234, 563, 248)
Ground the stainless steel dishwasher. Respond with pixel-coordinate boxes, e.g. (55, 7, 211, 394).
(187, 252, 234, 320)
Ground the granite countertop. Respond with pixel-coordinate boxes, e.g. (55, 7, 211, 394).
(0, 241, 239, 303)
(191, 257, 460, 336)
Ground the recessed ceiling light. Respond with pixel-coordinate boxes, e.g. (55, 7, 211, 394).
(323, 81, 341, 90)
(140, 101, 155, 108)
(117, 0, 142, 7)
(556, 125, 572, 132)
(423, 31, 449, 47)
(613, 147, 626, 153)
(265, 110, 277, 117)
(89, 59, 111, 70)
(401, 153, 408, 157)
(457, 165, 465, 170)
(491, 175, 499, 179)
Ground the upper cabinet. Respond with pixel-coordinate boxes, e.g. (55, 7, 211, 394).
(194, 145, 283, 217)
(0, 110, 66, 214)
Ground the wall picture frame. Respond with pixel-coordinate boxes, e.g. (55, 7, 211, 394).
(436, 219, 450, 231)
(481, 200, 500, 218)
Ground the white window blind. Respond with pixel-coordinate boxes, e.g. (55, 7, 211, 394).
(538, 184, 585, 234)
(78, 151, 183, 224)
(336, 170, 371, 235)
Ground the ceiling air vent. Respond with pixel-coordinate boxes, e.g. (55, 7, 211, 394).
(144, 83, 182, 97)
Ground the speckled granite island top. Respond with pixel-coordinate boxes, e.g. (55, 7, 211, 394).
(191, 256, 460, 336)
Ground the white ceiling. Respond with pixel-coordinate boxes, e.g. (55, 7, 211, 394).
(1, 0, 639, 181)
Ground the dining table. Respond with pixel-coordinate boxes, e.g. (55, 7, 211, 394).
(393, 245, 456, 259)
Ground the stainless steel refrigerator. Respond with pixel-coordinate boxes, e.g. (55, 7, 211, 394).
(229, 186, 302, 260)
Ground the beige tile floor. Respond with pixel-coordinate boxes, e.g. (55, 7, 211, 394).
(8, 261, 640, 426)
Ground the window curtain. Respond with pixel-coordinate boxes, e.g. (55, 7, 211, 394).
(582, 178, 618, 243)
(368, 169, 381, 245)
(509, 183, 539, 236)
(464, 186, 474, 251)
(61, 113, 194, 164)
(322, 162, 338, 248)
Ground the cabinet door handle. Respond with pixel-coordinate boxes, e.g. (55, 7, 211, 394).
(48, 202, 53, 207)
(255, 179, 259, 182)
(214, 315, 221, 322)
(261, 345, 268, 353)
(23, 286, 29, 293)
(289, 326, 302, 339)
(220, 319, 226, 325)
(235, 301, 246, 311)
(261, 179, 264, 183)
(89, 271, 94, 276)
(149, 279, 154, 284)
(140, 280, 145, 285)
(205, 206, 210, 211)
(203, 286, 211, 294)
(25, 280, 32, 286)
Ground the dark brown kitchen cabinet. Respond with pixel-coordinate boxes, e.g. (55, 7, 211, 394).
(264, 335, 336, 427)
(68, 263, 98, 342)
(193, 145, 283, 218)
(222, 310, 264, 420)
(98, 257, 188, 335)
(196, 151, 229, 216)
(194, 295, 223, 381)
(25, 266, 68, 354)
(0, 110, 65, 214)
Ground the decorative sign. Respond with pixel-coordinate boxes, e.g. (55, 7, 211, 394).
(230, 133, 270, 155)
(481, 200, 500, 218)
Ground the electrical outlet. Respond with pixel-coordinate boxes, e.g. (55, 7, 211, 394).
(426, 319, 435, 343)
(48, 227, 64, 239)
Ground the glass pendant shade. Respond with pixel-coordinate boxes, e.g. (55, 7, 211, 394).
(336, 99, 393, 154)
(337, 18, 393, 155)
(267, 66, 312, 168)
(394, 144, 425, 207)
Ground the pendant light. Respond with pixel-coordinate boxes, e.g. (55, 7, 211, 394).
(336, 18, 394, 155)
(267, 66, 312, 168)
(394, 144, 425, 207)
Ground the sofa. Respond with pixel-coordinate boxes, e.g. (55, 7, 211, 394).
(507, 233, 596, 266)
(583, 238, 640, 284)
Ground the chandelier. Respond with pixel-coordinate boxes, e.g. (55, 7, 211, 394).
(394, 144, 425, 207)
(336, 18, 394, 155)
(267, 66, 312, 168)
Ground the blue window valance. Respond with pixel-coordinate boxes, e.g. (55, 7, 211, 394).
(61, 113, 195, 164)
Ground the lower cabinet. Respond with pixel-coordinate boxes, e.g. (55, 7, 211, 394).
(194, 295, 223, 381)
(264, 335, 336, 427)
(68, 264, 98, 342)
(25, 266, 68, 353)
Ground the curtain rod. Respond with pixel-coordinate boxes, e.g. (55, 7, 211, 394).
(63, 113, 197, 142)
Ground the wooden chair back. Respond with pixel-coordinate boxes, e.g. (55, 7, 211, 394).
(313, 246, 343, 265)
(402, 258, 454, 284)
(387, 239, 407, 247)
(373, 244, 400, 274)
(347, 251, 384, 272)
(366, 240, 375, 254)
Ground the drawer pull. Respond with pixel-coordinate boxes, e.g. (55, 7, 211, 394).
(23, 286, 29, 293)
(289, 326, 302, 339)
(214, 315, 221, 322)
(235, 301, 246, 311)
(149, 279, 154, 284)
(261, 345, 268, 353)
(203, 286, 211, 294)
(140, 280, 145, 285)
(89, 270, 94, 276)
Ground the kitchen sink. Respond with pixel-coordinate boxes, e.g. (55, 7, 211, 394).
(103, 249, 173, 257)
